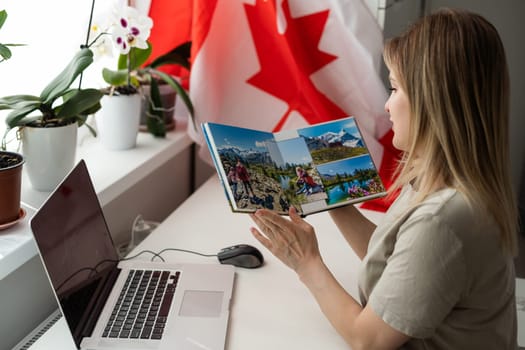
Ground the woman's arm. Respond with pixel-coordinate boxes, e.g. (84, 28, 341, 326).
(329, 205, 377, 259)
(300, 257, 410, 350)
(249, 208, 409, 350)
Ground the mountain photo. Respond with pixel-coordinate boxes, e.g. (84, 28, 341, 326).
(204, 123, 291, 213)
(297, 117, 367, 164)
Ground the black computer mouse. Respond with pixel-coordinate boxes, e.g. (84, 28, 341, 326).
(217, 244, 264, 269)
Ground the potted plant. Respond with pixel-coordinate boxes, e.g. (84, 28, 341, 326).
(0, 9, 25, 226)
(0, 151, 24, 227)
(92, 4, 153, 150)
(92, 7, 194, 139)
(0, 47, 103, 191)
(136, 41, 194, 137)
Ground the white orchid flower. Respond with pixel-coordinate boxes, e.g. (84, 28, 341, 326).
(111, 5, 153, 55)
(88, 20, 114, 59)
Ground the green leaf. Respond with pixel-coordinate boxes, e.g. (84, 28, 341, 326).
(0, 10, 7, 30)
(151, 69, 196, 131)
(148, 41, 191, 70)
(118, 43, 152, 71)
(0, 94, 40, 109)
(81, 101, 102, 116)
(77, 115, 97, 137)
(4, 99, 41, 112)
(146, 78, 166, 137)
(40, 48, 94, 104)
(152, 70, 193, 115)
(5, 102, 41, 128)
(116, 54, 127, 70)
(0, 43, 11, 60)
(102, 68, 129, 86)
(57, 89, 103, 118)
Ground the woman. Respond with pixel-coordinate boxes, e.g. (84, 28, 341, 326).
(249, 8, 518, 349)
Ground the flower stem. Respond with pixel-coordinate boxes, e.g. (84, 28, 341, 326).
(127, 54, 131, 87)
(79, 0, 97, 89)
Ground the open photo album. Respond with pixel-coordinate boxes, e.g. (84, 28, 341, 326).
(201, 116, 386, 216)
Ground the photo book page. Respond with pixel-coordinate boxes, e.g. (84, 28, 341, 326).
(202, 116, 386, 216)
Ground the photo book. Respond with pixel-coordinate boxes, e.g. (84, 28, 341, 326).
(202, 116, 386, 216)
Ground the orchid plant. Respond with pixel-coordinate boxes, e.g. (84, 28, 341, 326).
(0, 48, 103, 149)
(1, 6, 102, 148)
(94, 3, 153, 95)
(88, 2, 195, 137)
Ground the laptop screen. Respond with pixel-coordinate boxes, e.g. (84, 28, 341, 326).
(30, 160, 120, 346)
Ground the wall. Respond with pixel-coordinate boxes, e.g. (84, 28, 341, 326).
(424, 0, 525, 196)
(382, 0, 525, 192)
(425, 0, 525, 276)
(103, 146, 193, 249)
(381, 0, 525, 276)
(0, 256, 56, 350)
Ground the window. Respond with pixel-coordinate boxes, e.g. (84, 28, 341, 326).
(0, 0, 131, 147)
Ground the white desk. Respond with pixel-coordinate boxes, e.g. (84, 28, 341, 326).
(135, 176, 385, 349)
(28, 175, 384, 349)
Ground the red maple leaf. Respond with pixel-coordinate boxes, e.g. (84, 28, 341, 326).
(244, 0, 401, 211)
(244, 0, 349, 131)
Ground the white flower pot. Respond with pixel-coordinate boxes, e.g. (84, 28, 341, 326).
(22, 122, 78, 192)
(96, 94, 141, 150)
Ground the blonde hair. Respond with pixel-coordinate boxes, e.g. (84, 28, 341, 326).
(383, 8, 518, 255)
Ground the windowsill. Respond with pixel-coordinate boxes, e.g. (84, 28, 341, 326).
(0, 126, 193, 280)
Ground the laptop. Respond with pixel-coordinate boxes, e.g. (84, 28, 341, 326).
(30, 159, 235, 350)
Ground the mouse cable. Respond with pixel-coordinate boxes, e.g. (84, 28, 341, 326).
(120, 249, 165, 262)
(122, 247, 217, 262)
(55, 248, 216, 292)
(154, 248, 217, 260)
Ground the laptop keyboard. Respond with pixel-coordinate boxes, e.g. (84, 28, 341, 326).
(102, 269, 181, 340)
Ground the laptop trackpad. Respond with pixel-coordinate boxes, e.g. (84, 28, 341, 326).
(179, 290, 224, 317)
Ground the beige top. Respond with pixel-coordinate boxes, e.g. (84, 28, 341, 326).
(358, 185, 517, 349)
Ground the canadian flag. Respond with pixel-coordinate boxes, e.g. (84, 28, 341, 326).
(147, 0, 400, 211)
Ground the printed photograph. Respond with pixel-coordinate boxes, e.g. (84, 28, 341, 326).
(206, 123, 291, 213)
(274, 137, 327, 205)
(297, 117, 368, 165)
(316, 154, 385, 205)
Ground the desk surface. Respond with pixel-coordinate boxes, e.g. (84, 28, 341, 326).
(138, 177, 385, 350)
(29, 175, 384, 349)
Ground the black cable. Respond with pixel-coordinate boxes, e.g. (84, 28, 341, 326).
(120, 249, 165, 262)
(54, 247, 213, 292)
(155, 248, 217, 259)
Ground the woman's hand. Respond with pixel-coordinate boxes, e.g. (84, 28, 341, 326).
(249, 207, 322, 276)
(250, 207, 408, 349)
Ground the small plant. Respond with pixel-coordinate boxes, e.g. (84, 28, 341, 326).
(0, 10, 24, 63)
(88, 3, 194, 137)
(136, 41, 195, 136)
(96, 4, 153, 95)
(0, 48, 103, 149)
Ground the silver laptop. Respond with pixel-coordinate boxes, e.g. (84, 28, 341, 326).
(30, 159, 235, 350)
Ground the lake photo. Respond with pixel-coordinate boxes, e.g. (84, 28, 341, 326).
(316, 154, 384, 205)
